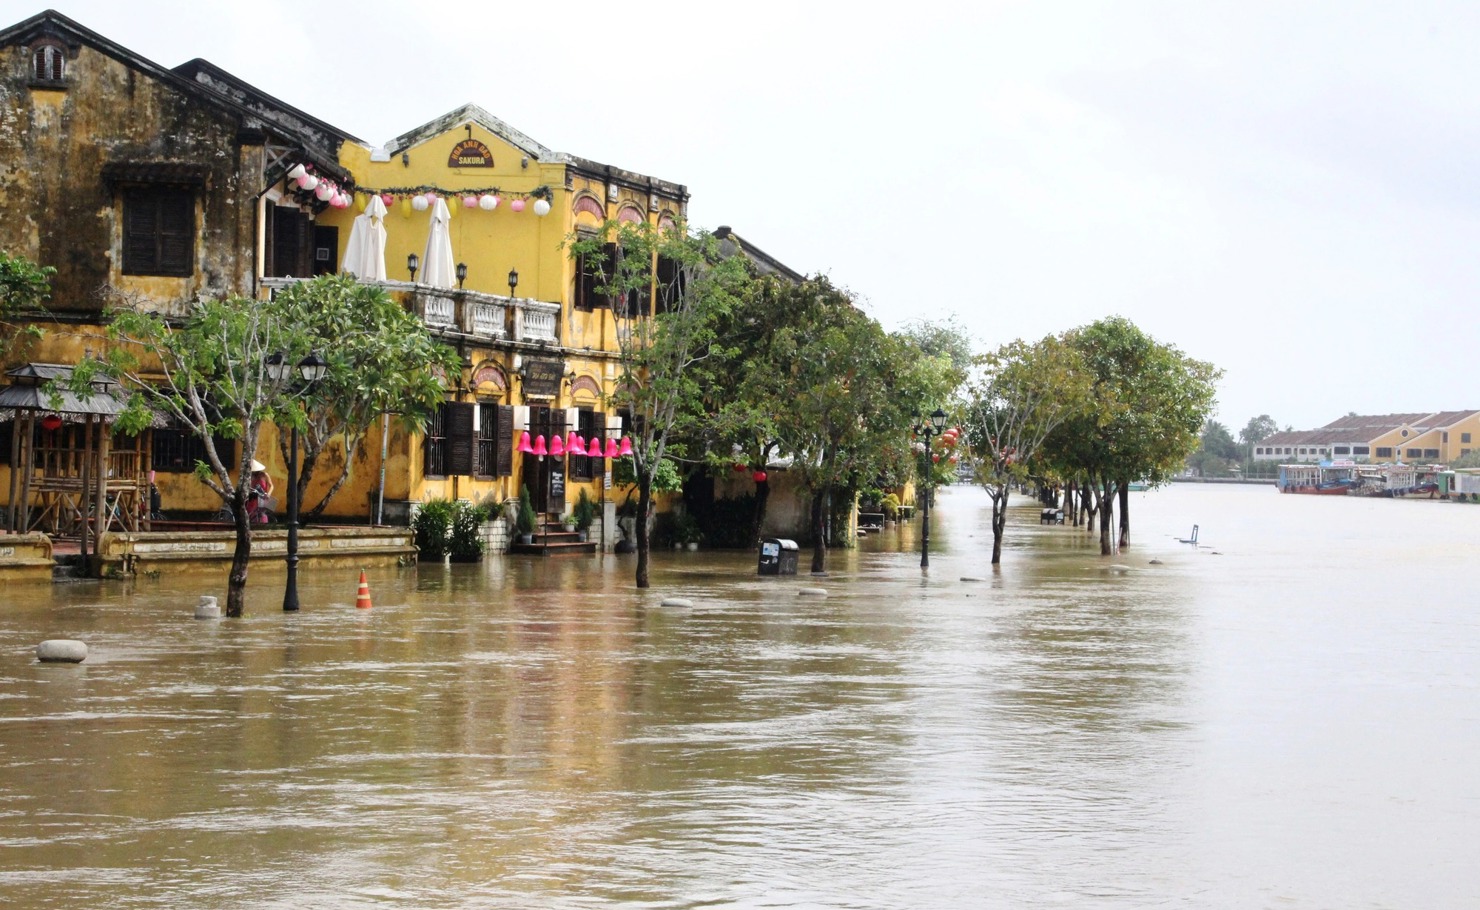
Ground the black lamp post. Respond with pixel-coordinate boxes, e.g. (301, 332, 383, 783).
(456, 262, 468, 290)
(507, 267, 519, 298)
(267, 350, 330, 612)
(407, 252, 419, 283)
(913, 407, 948, 568)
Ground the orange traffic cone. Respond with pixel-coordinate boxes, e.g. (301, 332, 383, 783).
(355, 570, 372, 609)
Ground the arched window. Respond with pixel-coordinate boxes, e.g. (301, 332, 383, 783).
(32, 42, 65, 83)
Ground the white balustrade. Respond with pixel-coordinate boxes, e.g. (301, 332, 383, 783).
(471, 302, 506, 339)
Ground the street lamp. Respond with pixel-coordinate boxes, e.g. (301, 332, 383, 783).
(267, 350, 330, 612)
(507, 267, 519, 298)
(407, 253, 419, 283)
(456, 262, 468, 289)
(913, 407, 948, 568)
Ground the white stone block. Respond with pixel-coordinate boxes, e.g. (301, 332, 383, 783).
(36, 640, 87, 663)
(195, 596, 220, 620)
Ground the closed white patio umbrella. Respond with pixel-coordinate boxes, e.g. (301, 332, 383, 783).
(341, 195, 388, 280)
(421, 197, 455, 288)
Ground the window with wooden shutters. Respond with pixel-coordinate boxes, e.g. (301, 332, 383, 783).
(573, 409, 604, 480)
(445, 402, 476, 476)
(494, 405, 514, 477)
(32, 43, 65, 83)
(123, 187, 194, 276)
(475, 402, 499, 478)
(424, 405, 447, 476)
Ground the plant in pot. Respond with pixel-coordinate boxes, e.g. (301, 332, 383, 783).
(411, 498, 455, 560)
(674, 512, 702, 551)
(572, 488, 597, 542)
(448, 500, 488, 562)
(516, 484, 538, 544)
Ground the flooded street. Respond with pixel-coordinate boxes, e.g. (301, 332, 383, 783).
(2, 484, 1478, 908)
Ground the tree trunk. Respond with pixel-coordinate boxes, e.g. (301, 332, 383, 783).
(1085, 482, 1098, 534)
(990, 484, 1007, 564)
(1118, 482, 1130, 549)
(226, 496, 252, 617)
(1099, 480, 1115, 555)
(809, 488, 827, 574)
(635, 480, 653, 588)
(751, 478, 770, 547)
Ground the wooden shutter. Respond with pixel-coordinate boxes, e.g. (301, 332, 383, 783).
(157, 191, 193, 276)
(495, 405, 514, 477)
(123, 191, 159, 274)
(445, 402, 475, 476)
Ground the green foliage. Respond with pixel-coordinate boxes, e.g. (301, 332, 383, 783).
(572, 488, 597, 531)
(567, 220, 752, 586)
(264, 275, 460, 516)
(1239, 414, 1279, 447)
(881, 493, 900, 520)
(672, 511, 702, 545)
(0, 250, 51, 360)
(1188, 420, 1241, 476)
(613, 455, 682, 493)
(412, 499, 456, 560)
(449, 501, 488, 562)
(516, 485, 538, 535)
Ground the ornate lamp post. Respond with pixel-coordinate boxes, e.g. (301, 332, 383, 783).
(267, 351, 330, 612)
(913, 407, 948, 568)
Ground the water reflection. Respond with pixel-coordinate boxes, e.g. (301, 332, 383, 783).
(2, 485, 1478, 907)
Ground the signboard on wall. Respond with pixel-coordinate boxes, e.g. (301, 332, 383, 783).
(521, 358, 564, 398)
(448, 139, 494, 168)
(549, 467, 565, 504)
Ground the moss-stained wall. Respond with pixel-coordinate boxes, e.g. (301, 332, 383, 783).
(0, 40, 258, 313)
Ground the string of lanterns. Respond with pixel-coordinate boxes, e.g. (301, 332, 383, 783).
(517, 431, 633, 459)
(283, 163, 554, 216)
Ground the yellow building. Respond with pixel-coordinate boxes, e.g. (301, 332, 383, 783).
(295, 104, 690, 542)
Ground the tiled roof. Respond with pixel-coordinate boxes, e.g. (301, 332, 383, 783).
(1261, 411, 1480, 445)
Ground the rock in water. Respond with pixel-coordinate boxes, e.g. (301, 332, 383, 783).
(36, 640, 87, 663)
(195, 596, 221, 620)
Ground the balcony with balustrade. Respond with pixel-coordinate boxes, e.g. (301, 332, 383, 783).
(260, 278, 560, 347)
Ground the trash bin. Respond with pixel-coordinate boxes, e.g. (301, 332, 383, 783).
(758, 538, 799, 575)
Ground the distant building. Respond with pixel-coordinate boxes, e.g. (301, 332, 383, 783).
(1253, 411, 1480, 464)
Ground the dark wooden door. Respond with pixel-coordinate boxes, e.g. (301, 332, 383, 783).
(524, 407, 567, 514)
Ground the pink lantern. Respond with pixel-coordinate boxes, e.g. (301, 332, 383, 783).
(532, 435, 548, 457)
(425, 192, 439, 205)
(298, 173, 319, 191)
(752, 470, 768, 483)
(380, 193, 394, 207)
(604, 438, 620, 459)
(510, 198, 526, 213)
(617, 437, 633, 457)
(517, 431, 533, 454)
(314, 182, 335, 201)
(463, 195, 478, 208)
(550, 436, 565, 457)
(565, 431, 581, 454)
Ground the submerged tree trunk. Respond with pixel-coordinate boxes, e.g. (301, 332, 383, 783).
(989, 483, 1008, 564)
(226, 496, 252, 617)
(751, 477, 771, 547)
(1118, 482, 1130, 549)
(635, 480, 653, 588)
(809, 488, 827, 574)
(1098, 479, 1115, 555)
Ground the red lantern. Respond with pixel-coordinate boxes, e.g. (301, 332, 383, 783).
(732, 463, 747, 473)
(40, 414, 62, 432)
(752, 470, 768, 483)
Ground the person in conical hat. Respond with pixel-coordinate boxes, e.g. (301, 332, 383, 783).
(247, 459, 274, 523)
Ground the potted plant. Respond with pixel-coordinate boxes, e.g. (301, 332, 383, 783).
(516, 484, 538, 544)
(572, 488, 597, 541)
(561, 513, 576, 533)
(448, 500, 488, 562)
(411, 498, 455, 560)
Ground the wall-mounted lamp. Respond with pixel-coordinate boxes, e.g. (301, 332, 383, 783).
(407, 253, 419, 283)
(456, 262, 468, 290)
(401, 151, 410, 167)
(521, 156, 529, 169)
(507, 268, 519, 298)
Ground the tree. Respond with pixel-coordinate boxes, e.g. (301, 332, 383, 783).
(964, 334, 1091, 564)
(266, 276, 457, 518)
(1042, 317, 1220, 554)
(1239, 414, 1279, 448)
(0, 250, 53, 363)
(78, 296, 317, 616)
(569, 221, 751, 588)
(1187, 420, 1240, 476)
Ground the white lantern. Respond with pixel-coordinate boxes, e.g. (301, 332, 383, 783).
(314, 182, 335, 201)
(411, 194, 430, 211)
(532, 198, 551, 216)
(478, 194, 499, 210)
(298, 174, 319, 191)
(286, 163, 307, 181)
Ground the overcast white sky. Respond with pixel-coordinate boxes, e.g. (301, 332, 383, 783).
(33, 0, 1480, 432)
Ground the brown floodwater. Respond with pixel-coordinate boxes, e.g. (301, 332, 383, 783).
(2, 483, 1477, 908)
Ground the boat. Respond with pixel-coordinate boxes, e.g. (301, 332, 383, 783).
(1277, 462, 1359, 494)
